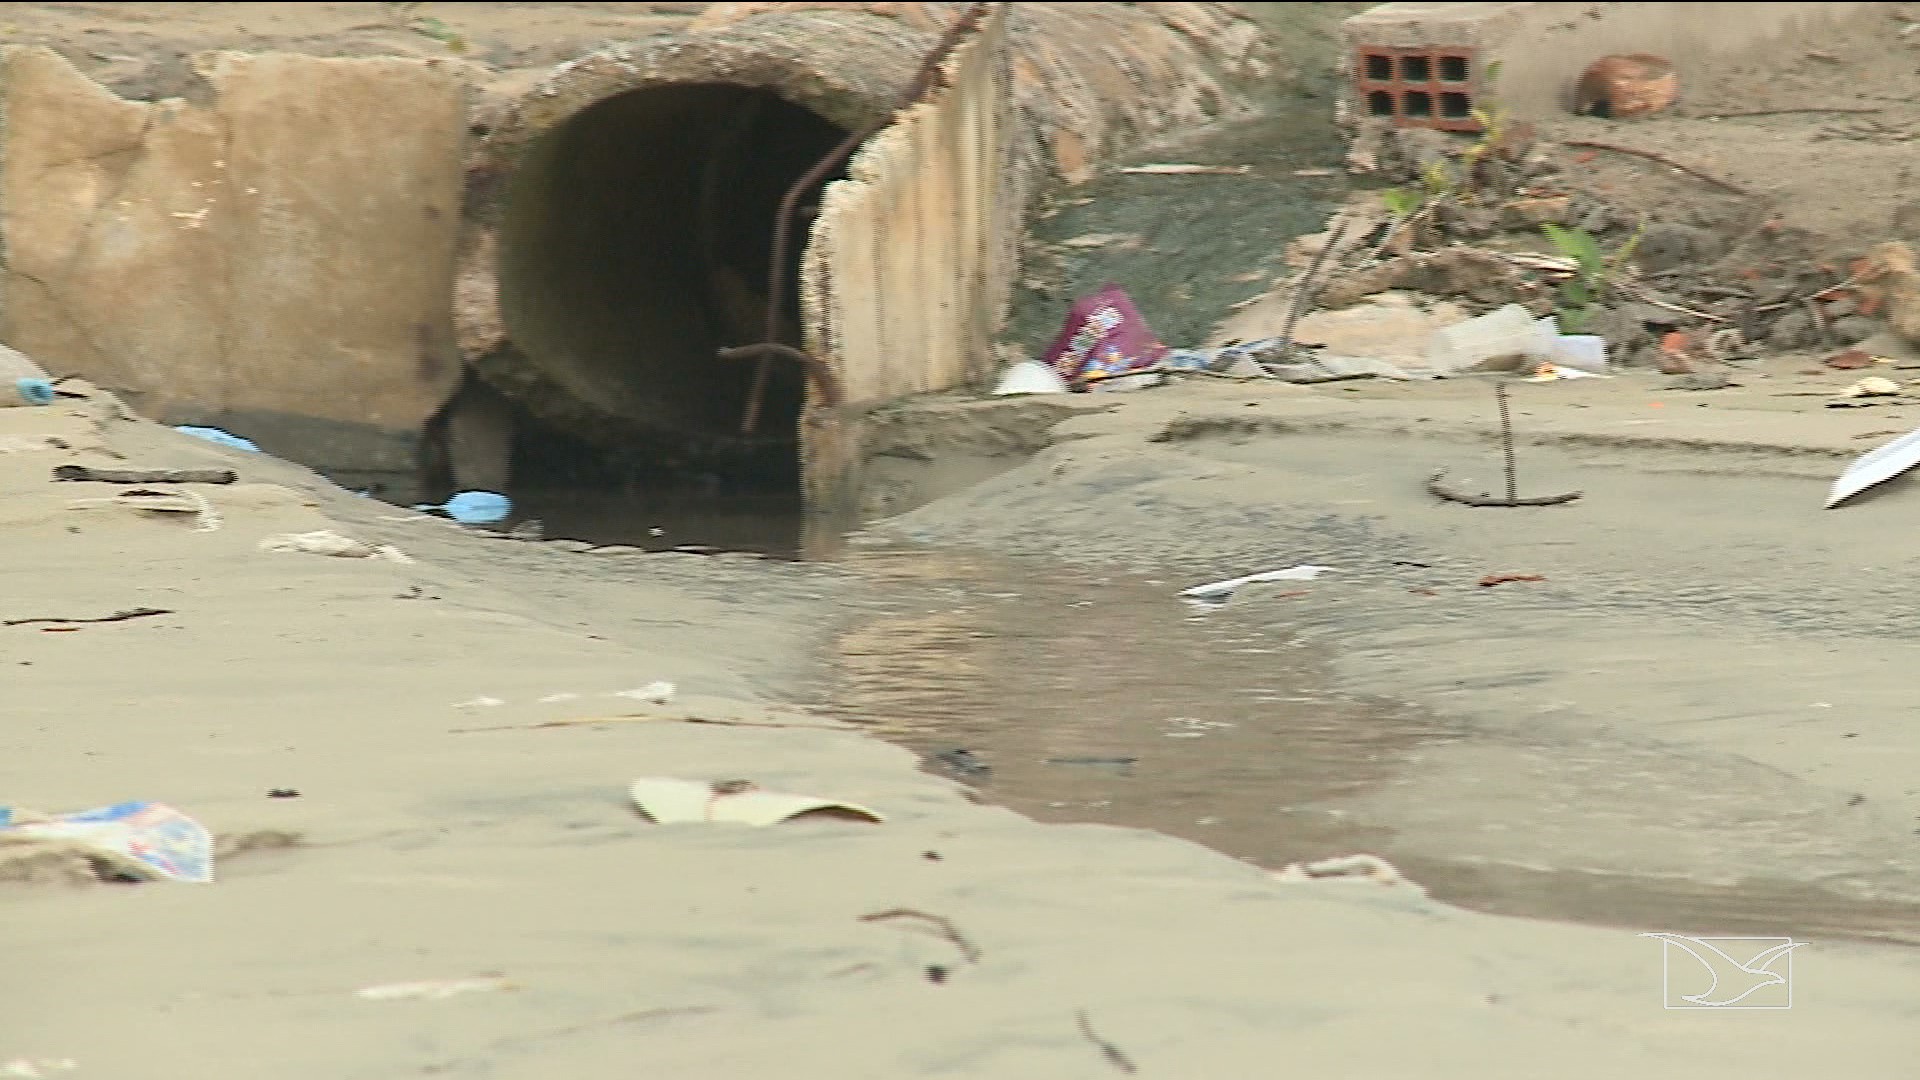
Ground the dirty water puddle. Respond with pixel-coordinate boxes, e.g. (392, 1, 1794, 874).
(831, 544, 1920, 947)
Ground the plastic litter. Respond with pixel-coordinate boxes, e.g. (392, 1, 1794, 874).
(1179, 565, 1335, 609)
(1551, 333, 1609, 373)
(1039, 284, 1169, 385)
(0, 346, 55, 408)
(0, 801, 213, 882)
(1828, 424, 1920, 508)
(1091, 371, 1169, 392)
(1426, 304, 1557, 376)
(414, 490, 512, 526)
(611, 681, 676, 704)
(68, 487, 221, 532)
(1838, 376, 1901, 399)
(1, 1059, 79, 1078)
(174, 426, 261, 453)
(355, 975, 515, 1002)
(1270, 853, 1426, 896)
(629, 777, 884, 826)
(9, 378, 54, 407)
(259, 530, 414, 563)
(992, 359, 1070, 396)
(1523, 362, 1606, 382)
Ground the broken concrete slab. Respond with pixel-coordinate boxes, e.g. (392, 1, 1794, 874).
(0, 46, 468, 476)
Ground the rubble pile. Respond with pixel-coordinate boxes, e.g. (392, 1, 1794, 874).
(1317, 122, 1920, 374)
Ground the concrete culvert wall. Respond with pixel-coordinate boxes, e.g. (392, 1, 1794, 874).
(458, 2, 1282, 503)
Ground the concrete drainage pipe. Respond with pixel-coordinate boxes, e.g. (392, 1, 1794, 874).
(453, 2, 1278, 496)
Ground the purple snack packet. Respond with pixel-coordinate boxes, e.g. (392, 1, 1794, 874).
(1038, 284, 1169, 384)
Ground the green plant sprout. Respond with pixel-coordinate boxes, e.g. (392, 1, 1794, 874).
(1541, 222, 1645, 333)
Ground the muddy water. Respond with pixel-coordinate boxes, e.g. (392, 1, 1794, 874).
(833, 544, 1456, 864)
(511, 491, 806, 557)
(830, 544, 1920, 947)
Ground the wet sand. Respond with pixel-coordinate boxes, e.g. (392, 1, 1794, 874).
(7, 375, 1920, 1077)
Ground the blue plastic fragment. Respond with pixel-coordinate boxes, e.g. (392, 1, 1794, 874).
(414, 490, 511, 526)
(174, 426, 261, 453)
(13, 377, 54, 406)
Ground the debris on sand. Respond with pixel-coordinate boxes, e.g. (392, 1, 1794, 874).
(258, 530, 413, 563)
(1179, 565, 1335, 609)
(1116, 163, 1250, 176)
(1829, 424, 1920, 507)
(629, 777, 884, 826)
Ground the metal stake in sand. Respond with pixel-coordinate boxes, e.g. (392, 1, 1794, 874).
(1497, 380, 1518, 503)
(1427, 381, 1583, 507)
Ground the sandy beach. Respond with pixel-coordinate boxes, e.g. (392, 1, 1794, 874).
(4, 2, 1920, 1075)
(5, 366, 1919, 1077)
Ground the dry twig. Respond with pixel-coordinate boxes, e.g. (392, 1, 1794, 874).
(1076, 1010, 1139, 1074)
(4, 606, 172, 627)
(858, 908, 983, 964)
(1698, 106, 1881, 119)
(1560, 139, 1755, 198)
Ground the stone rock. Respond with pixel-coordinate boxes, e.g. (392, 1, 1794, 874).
(1385, 126, 1463, 181)
(1820, 293, 1859, 319)
(1437, 201, 1497, 241)
(1669, 369, 1734, 391)
(1499, 195, 1571, 230)
(1583, 304, 1650, 352)
(1633, 222, 1721, 273)
(1575, 203, 1613, 236)
(1767, 308, 1819, 350)
(1861, 241, 1920, 346)
(1829, 315, 1881, 345)
(1574, 54, 1679, 119)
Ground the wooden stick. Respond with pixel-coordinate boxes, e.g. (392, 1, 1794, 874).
(858, 908, 982, 964)
(52, 465, 236, 485)
(4, 606, 172, 627)
(1698, 106, 1881, 119)
(1076, 1010, 1139, 1075)
(1560, 139, 1755, 198)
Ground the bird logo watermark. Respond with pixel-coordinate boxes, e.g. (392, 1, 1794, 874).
(1642, 934, 1805, 1009)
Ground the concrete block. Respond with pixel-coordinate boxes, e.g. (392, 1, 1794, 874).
(0, 47, 468, 473)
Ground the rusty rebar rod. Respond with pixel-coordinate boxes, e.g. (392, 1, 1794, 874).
(733, 1, 995, 435)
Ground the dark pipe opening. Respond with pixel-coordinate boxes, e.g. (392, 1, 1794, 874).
(496, 82, 852, 501)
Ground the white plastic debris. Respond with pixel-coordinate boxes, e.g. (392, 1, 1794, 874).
(1828, 424, 1920, 508)
(1179, 565, 1335, 609)
(629, 777, 884, 826)
(355, 975, 515, 1002)
(258, 530, 413, 563)
(1522, 362, 1606, 382)
(993, 359, 1070, 396)
(452, 696, 505, 709)
(612, 681, 676, 704)
(1838, 376, 1901, 399)
(1425, 304, 1554, 376)
(1551, 333, 1609, 373)
(1, 1059, 79, 1078)
(1270, 853, 1426, 896)
(69, 488, 222, 532)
